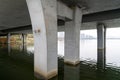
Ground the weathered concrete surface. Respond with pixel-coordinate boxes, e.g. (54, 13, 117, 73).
(60, 0, 120, 14)
(26, 0, 57, 79)
(64, 7, 82, 65)
(57, 1, 73, 20)
(97, 23, 106, 70)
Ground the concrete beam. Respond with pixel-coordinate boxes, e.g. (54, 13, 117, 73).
(82, 8, 120, 23)
(1, 25, 32, 33)
(57, 1, 73, 20)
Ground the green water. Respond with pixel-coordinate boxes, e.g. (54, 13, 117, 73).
(0, 44, 120, 80)
(0, 44, 34, 80)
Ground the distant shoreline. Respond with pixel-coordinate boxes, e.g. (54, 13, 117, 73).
(58, 37, 120, 41)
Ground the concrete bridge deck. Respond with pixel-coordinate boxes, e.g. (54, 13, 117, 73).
(0, 0, 120, 33)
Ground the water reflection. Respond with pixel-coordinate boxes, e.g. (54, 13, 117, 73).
(0, 43, 34, 80)
(55, 58, 120, 80)
(97, 50, 106, 71)
(0, 40, 120, 80)
(7, 43, 11, 54)
(64, 64, 80, 80)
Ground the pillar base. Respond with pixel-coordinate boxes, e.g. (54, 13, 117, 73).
(34, 69, 57, 79)
(64, 60, 80, 66)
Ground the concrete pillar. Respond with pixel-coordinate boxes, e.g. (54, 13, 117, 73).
(26, 0, 57, 79)
(97, 23, 106, 70)
(21, 34, 27, 52)
(22, 34, 27, 43)
(104, 27, 106, 67)
(7, 33, 11, 44)
(7, 33, 11, 54)
(8, 42, 11, 54)
(64, 7, 82, 65)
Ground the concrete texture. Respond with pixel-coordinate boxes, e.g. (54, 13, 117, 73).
(26, 0, 57, 79)
(97, 23, 106, 69)
(64, 7, 82, 65)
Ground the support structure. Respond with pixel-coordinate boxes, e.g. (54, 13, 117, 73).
(64, 7, 82, 65)
(7, 33, 11, 44)
(22, 34, 27, 43)
(97, 23, 106, 70)
(7, 33, 11, 54)
(21, 34, 27, 52)
(26, 0, 57, 79)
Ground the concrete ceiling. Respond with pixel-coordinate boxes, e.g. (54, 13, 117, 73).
(60, 0, 120, 14)
(0, 0, 31, 30)
(0, 0, 120, 31)
(82, 18, 120, 30)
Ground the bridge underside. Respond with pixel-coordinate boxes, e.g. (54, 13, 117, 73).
(0, 0, 119, 34)
(0, 0, 120, 79)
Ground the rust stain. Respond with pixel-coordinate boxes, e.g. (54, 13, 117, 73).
(38, 29, 41, 33)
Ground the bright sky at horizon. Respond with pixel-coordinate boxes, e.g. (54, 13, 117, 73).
(58, 27, 120, 38)
(81, 27, 120, 38)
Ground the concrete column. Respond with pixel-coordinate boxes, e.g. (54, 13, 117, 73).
(97, 23, 106, 70)
(7, 33, 11, 44)
(64, 7, 82, 65)
(26, 0, 57, 79)
(22, 34, 27, 43)
(8, 42, 11, 54)
(7, 33, 11, 54)
(21, 34, 27, 52)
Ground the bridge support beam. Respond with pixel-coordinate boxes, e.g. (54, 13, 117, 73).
(26, 0, 57, 79)
(97, 23, 106, 70)
(64, 7, 82, 65)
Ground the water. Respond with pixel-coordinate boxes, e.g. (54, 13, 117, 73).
(0, 44, 34, 80)
(0, 40, 120, 80)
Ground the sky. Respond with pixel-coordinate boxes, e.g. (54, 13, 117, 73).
(58, 27, 120, 38)
(81, 28, 120, 38)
